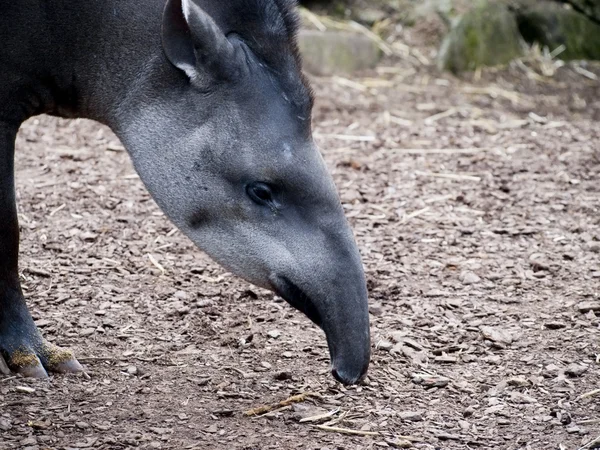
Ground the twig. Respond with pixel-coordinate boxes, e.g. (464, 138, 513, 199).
(424, 107, 458, 124)
(415, 171, 482, 182)
(147, 254, 166, 275)
(244, 392, 321, 416)
(314, 424, 379, 436)
(401, 207, 430, 224)
(383, 147, 492, 155)
(578, 434, 600, 450)
(299, 407, 340, 423)
(331, 76, 368, 92)
(577, 419, 600, 425)
(573, 65, 599, 81)
(578, 388, 600, 401)
(314, 133, 376, 142)
(299, 8, 327, 32)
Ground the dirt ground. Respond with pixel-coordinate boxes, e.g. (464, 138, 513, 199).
(1, 50, 599, 450)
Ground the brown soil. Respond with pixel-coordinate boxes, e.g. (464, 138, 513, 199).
(1, 57, 599, 449)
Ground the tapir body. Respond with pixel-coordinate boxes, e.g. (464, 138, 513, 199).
(0, 0, 370, 384)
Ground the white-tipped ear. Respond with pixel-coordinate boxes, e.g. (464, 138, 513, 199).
(162, 0, 239, 80)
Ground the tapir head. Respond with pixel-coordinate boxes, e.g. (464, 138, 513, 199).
(117, 0, 370, 384)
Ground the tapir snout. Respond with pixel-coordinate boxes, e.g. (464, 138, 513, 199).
(269, 227, 371, 385)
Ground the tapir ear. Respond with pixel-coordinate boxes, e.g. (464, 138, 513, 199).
(161, 0, 239, 80)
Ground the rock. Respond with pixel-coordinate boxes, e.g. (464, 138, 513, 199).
(267, 329, 282, 339)
(399, 410, 424, 422)
(509, 391, 537, 404)
(459, 270, 481, 285)
(516, 3, 600, 61)
(565, 363, 588, 377)
(543, 363, 560, 378)
(480, 326, 515, 347)
(376, 340, 393, 351)
(438, 0, 523, 73)
(369, 303, 384, 316)
(0, 418, 12, 431)
(577, 301, 600, 313)
(298, 30, 382, 76)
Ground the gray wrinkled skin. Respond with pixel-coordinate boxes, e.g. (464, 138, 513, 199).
(0, 0, 370, 384)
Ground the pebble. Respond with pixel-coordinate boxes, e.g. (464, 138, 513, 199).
(577, 302, 600, 313)
(565, 363, 588, 377)
(398, 411, 423, 422)
(376, 340, 393, 351)
(0, 418, 12, 431)
(369, 304, 384, 316)
(282, 351, 293, 358)
(127, 365, 138, 376)
(267, 330, 281, 339)
(480, 326, 514, 346)
(459, 271, 481, 285)
(542, 363, 560, 378)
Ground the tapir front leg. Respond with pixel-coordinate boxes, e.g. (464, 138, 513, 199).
(0, 123, 83, 378)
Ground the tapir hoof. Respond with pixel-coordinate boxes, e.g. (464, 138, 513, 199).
(0, 341, 83, 379)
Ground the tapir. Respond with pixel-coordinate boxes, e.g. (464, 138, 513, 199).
(0, 0, 370, 385)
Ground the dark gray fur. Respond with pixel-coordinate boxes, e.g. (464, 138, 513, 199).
(0, 0, 370, 384)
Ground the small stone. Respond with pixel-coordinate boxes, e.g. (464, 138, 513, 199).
(543, 363, 560, 378)
(509, 392, 537, 404)
(206, 424, 218, 433)
(369, 303, 384, 316)
(282, 351, 293, 359)
(399, 411, 423, 422)
(480, 326, 514, 346)
(387, 439, 413, 448)
(267, 330, 281, 339)
(260, 361, 272, 370)
(458, 420, 470, 431)
(376, 340, 393, 351)
(412, 374, 449, 389)
(274, 371, 292, 381)
(20, 437, 37, 446)
(577, 302, 600, 314)
(460, 271, 481, 285)
(0, 418, 12, 431)
(565, 363, 588, 377)
(507, 376, 531, 387)
(127, 365, 138, 376)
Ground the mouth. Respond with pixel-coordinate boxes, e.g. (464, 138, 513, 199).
(271, 276, 323, 328)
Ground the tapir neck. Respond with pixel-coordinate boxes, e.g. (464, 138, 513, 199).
(23, 0, 169, 126)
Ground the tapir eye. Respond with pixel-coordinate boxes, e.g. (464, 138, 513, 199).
(246, 182, 275, 206)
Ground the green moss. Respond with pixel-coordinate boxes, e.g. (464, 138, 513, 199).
(438, 0, 523, 73)
(518, 4, 600, 60)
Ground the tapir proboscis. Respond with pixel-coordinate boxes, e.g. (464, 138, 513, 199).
(0, 0, 370, 385)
